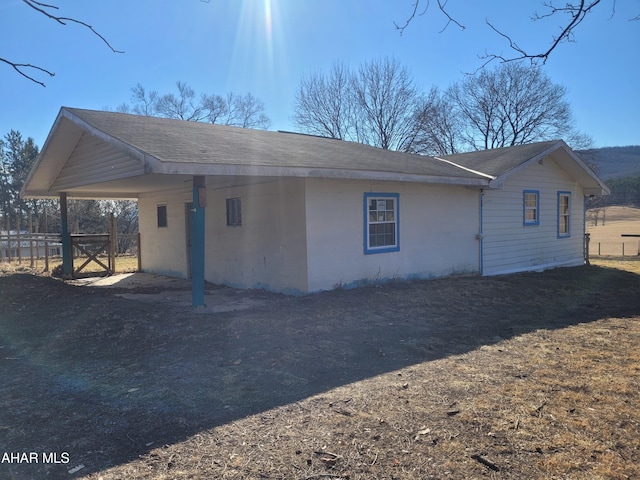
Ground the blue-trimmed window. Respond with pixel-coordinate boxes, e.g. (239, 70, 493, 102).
(523, 190, 540, 226)
(558, 191, 571, 237)
(364, 193, 399, 254)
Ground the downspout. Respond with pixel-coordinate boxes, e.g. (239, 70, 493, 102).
(584, 195, 590, 265)
(478, 189, 484, 276)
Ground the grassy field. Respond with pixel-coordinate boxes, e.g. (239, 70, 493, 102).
(1, 258, 639, 479)
(588, 205, 640, 258)
(0, 255, 139, 276)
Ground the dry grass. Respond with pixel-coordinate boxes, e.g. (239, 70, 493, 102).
(591, 257, 640, 275)
(2, 259, 640, 479)
(85, 317, 640, 480)
(588, 205, 640, 257)
(0, 255, 139, 276)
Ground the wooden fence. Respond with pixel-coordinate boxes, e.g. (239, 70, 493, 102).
(1, 232, 139, 274)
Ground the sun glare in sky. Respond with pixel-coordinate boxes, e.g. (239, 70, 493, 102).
(228, 0, 290, 101)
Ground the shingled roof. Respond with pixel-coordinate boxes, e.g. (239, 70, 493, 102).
(438, 141, 561, 177)
(437, 140, 609, 195)
(22, 107, 608, 199)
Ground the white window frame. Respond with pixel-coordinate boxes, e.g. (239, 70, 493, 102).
(523, 190, 540, 226)
(557, 191, 571, 238)
(364, 193, 399, 254)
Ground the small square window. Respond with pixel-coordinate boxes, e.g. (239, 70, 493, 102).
(157, 205, 167, 228)
(226, 197, 242, 226)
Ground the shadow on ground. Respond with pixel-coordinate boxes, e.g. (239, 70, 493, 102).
(1, 265, 639, 479)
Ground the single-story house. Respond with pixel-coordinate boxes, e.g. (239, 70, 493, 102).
(22, 108, 609, 303)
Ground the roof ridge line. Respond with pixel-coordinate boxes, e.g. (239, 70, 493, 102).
(433, 156, 496, 180)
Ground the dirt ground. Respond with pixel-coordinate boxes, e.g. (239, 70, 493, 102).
(1, 262, 640, 479)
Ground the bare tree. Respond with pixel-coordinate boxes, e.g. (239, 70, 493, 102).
(410, 87, 462, 156)
(351, 57, 422, 151)
(155, 82, 212, 122)
(446, 63, 590, 150)
(130, 84, 160, 116)
(292, 57, 424, 152)
(222, 92, 272, 129)
(292, 62, 356, 141)
(123, 82, 272, 129)
(1, 0, 122, 86)
(396, 1, 638, 66)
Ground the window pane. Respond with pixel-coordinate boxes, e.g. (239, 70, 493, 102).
(366, 195, 398, 251)
(226, 198, 242, 226)
(157, 205, 167, 228)
(560, 217, 568, 233)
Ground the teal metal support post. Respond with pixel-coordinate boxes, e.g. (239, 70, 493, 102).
(59, 192, 72, 278)
(191, 176, 206, 307)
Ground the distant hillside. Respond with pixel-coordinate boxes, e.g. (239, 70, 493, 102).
(580, 146, 640, 180)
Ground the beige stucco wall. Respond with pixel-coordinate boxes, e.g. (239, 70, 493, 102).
(139, 178, 308, 293)
(304, 178, 481, 292)
(138, 189, 192, 278)
(138, 177, 482, 294)
(203, 177, 308, 294)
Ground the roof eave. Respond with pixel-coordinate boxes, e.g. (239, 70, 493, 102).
(157, 161, 490, 186)
(21, 108, 164, 199)
(489, 140, 610, 195)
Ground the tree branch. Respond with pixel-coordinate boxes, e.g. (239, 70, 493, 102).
(0, 57, 54, 87)
(22, 0, 124, 54)
(483, 0, 601, 65)
(397, 1, 637, 66)
(394, 0, 429, 35)
(1, 1, 124, 86)
(436, 0, 465, 33)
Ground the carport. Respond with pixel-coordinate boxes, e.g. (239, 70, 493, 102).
(21, 108, 214, 306)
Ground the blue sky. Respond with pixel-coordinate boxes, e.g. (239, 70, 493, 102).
(1, 0, 638, 150)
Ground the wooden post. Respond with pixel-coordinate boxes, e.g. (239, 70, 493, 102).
(137, 232, 142, 272)
(29, 211, 34, 268)
(16, 215, 21, 265)
(60, 192, 72, 278)
(5, 216, 10, 262)
(44, 207, 49, 272)
(109, 212, 116, 274)
(584, 232, 590, 266)
(7, 224, 11, 262)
